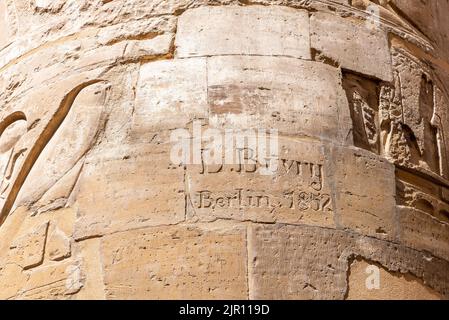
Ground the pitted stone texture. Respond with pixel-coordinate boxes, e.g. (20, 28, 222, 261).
(132, 58, 208, 134)
(248, 224, 449, 299)
(310, 12, 393, 82)
(397, 206, 449, 262)
(100, 224, 248, 299)
(10, 221, 49, 270)
(0, 263, 28, 299)
(46, 225, 71, 262)
(333, 147, 396, 240)
(186, 138, 334, 228)
(74, 143, 185, 240)
(0, 207, 78, 299)
(176, 5, 311, 59)
(21, 260, 83, 299)
(347, 258, 441, 300)
(207, 56, 352, 143)
(16, 82, 111, 209)
(32, 0, 66, 13)
(75, 238, 106, 300)
(0, 0, 448, 301)
(0, 0, 9, 49)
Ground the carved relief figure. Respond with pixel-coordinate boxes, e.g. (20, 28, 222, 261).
(0, 112, 27, 211)
(381, 48, 442, 176)
(0, 81, 110, 224)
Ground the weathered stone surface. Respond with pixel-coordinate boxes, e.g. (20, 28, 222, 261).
(0, 1, 448, 300)
(310, 11, 393, 82)
(347, 258, 441, 300)
(0, 206, 78, 299)
(333, 146, 396, 239)
(176, 6, 311, 59)
(0, 262, 28, 300)
(248, 224, 449, 299)
(433, 87, 449, 180)
(186, 138, 334, 227)
(74, 238, 106, 300)
(101, 224, 248, 299)
(395, 169, 449, 225)
(207, 55, 352, 142)
(396, 206, 449, 262)
(124, 34, 174, 61)
(131, 58, 208, 134)
(21, 260, 83, 299)
(46, 225, 71, 262)
(74, 143, 186, 240)
(0, 74, 112, 225)
(10, 222, 49, 270)
(0, 1, 8, 49)
(16, 82, 111, 209)
(386, 47, 440, 174)
(342, 71, 381, 153)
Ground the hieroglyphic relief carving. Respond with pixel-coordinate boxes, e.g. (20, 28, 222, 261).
(381, 47, 441, 175)
(31, 0, 66, 14)
(374, 46, 449, 221)
(199, 151, 324, 192)
(17, 81, 111, 213)
(342, 72, 380, 154)
(0, 80, 110, 226)
(378, 75, 402, 159)
(0, 0, 447, 300)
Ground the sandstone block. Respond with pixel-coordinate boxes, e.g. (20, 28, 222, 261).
(248, 224, 449, 299)
(397, 206, 449, 261)
(100, 224, 248, 299)
(131, 58, 208, 134)
(346, 258, 441, 300)
(46, 225, 72, 262)
(248, 224, 348, 300)
(333, 147, 396, 239)
(74, 143, 185, 240)
(0, 0, 11, 49)
(0, 0, 448, 301)
(10, 221, 49, 270)
(21, 260, 82, 299)
(176, 5, 311, 59)
(207, 55, 352, 142)
(123, 33, 174, 61)
(310, 12, 393, 82)
(16, 82, 110, 209)
(186, 138, 335, 228)
(0, 263, 28, 299)
(74, 238, 106, 300)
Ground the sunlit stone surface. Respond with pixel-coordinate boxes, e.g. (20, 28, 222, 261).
(0, 0, 448, 299)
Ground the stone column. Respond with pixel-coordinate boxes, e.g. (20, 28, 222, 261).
(0, 0, 448, 299)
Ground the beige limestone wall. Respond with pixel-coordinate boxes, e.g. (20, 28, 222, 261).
(0, 0, 448, 299)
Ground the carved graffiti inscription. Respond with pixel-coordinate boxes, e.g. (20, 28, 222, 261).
(193, 189, 332, 213)
(186, 141, 334, 226)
